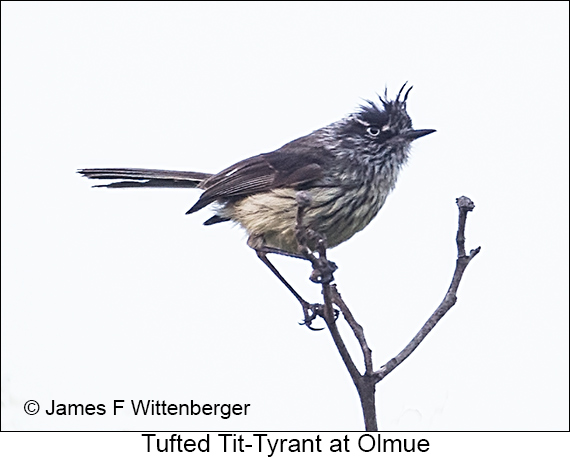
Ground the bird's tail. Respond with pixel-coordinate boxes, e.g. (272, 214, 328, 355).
(77, 168, 212, 189)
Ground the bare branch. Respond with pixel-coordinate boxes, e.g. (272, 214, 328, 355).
(321, 283, 362, 384)
(374, 196, 480, 382)
(322, 283, 378, 431)
(456, 195, 475, 257)
(331, 286, 374, 375)
(292, 193, 480, 431)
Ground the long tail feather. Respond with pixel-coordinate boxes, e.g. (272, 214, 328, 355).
(78, 168, 212, 189)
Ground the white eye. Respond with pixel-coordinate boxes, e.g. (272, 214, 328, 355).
(367, 126, 380, 136)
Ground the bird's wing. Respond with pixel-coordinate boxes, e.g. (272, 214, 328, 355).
(187, 135, 331, 213)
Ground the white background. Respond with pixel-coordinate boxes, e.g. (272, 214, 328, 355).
(2, 1, 568, 433)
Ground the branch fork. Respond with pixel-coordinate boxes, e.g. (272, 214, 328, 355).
(293, 193, 481, 431)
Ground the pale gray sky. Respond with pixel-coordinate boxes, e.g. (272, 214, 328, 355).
(2, 1, 568, 433)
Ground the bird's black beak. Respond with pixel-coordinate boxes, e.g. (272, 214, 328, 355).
(404, 129, 436, 141)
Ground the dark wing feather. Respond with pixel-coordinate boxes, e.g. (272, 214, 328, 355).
(186, 135, 332, 213)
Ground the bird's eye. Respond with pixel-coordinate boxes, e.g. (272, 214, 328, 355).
(367, 126, 381, 136)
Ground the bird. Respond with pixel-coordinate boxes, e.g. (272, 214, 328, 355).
(79, 83, 435, 326)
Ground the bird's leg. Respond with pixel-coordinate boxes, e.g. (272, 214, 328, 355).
(247, 191, 340, 329)
(253, 245, 307, 261)
(254, 249, 325, 330)
(294, 192, 340, 322)
(294, 192, 338, 284)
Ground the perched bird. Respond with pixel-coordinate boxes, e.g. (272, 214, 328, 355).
(79, 84, 435, 325)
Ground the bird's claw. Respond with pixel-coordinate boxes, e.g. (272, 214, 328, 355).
(299, 302, 325, 330)
(298, 302, 340, 330)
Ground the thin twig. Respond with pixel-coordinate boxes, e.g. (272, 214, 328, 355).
(323, 283, 377, 430)
(322, 283, 362, 385)
(331, 286, 374, 375)
(374, 196, 480, 382)
(456, 196, 474, 257)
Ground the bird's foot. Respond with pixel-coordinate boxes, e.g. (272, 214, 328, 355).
(299, 301, 340, 330)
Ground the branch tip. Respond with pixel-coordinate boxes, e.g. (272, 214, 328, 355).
(470, 246, 481, 257)
(456, 196, 475, 212)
